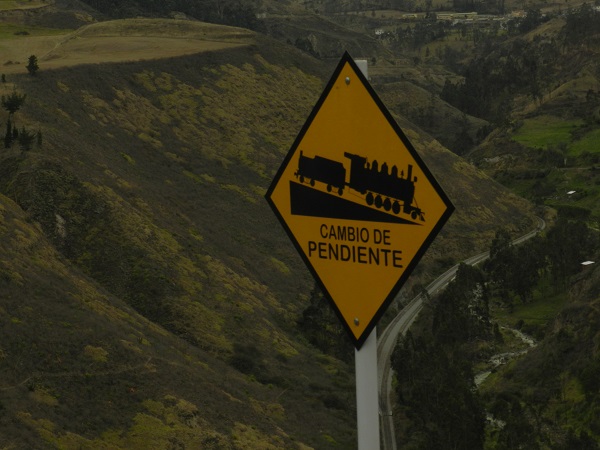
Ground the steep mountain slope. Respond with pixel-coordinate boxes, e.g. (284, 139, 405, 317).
(0, 193, 300, 449)
(463, 11, 600, 222)
(1, 31, 361, 449)
(0, 18, 537, 448)
(377, 79, 488, 156)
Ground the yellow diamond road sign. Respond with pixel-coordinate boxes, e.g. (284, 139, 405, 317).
(266, 52, 454, 349)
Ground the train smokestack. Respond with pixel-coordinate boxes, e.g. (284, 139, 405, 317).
(407, 164, 413, 181)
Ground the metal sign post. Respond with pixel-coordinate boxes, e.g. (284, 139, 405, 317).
(355, 327, 380, 449)
(353, 59, 380, 450)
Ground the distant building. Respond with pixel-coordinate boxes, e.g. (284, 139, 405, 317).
(435, 13, 454, 21)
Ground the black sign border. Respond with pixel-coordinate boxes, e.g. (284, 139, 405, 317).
(265, 51, 455, 349)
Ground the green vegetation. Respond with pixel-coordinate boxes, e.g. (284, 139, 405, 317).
(569, 128, 600, 157)
(511, 116, 600, 161)
(0, 0, 48, 10)
(512, 116, 584, 150)
(463, 8, 600, 228)
(392, 264, 490, 449)
(0, 23, 72, 38)
(394, 219, 598, 449)
(481, 281, 600, 449)
(493, 287, 568, 327)
(482, 222, 598, 448)
(392, 7, 600, 443)
(77, 0, 259, 29)
(298, 283, 353, 364)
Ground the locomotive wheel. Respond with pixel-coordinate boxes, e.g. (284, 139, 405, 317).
(299, 175, 305, 183)
(383, 198, 391, 211)
(310, 179, 315, 187)
(392, 201, 400, 214)
(327, 184, 332, 193)
(411, 210, 418, 220)
(375, 195, 383, 208)
(338, 187, 344, 196)
(366, 192, 374, 205)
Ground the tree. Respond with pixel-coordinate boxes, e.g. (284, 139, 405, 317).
(561, 3, 600, 47)
(1, 91, 26, 116)
(510, 239, 542, 302)
(392, 327, 486, 449)
(518, 8, 543, 33)
(492, 395, 540, 449)
(485, 228, 514, 301)
(2, 91, 26, 149)
(18, 127, 36, 151)
(26, 55, 39, 76)
(4, 117, 12, 148)
(433, 263, 490, 344)
(297, 283, 352, 362)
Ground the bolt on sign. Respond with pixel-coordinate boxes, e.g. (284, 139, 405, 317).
(266, 52, 454, 349)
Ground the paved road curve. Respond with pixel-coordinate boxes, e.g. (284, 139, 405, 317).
(377, 217, 546, 450)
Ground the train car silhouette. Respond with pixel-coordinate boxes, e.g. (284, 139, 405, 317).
(294, 151, 424, 221)
(295, 151, 346, 195)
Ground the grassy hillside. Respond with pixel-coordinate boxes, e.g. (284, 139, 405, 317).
(0, 192, 304, 449)
(1, 32, 361, 449)
(0, 16, 539, 449)
(0, 18, 256, 74)
(260, 13, 387, 60)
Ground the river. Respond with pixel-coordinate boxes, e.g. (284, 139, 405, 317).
(475, 326, 537, 387)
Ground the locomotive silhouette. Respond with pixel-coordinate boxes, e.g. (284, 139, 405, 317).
(295, 151, 424, 221)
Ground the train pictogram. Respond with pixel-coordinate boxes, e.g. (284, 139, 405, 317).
(294, 151, 424, 221)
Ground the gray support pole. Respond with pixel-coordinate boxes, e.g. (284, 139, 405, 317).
(353, 57, 380, 450)
(355, 328, 380, 449)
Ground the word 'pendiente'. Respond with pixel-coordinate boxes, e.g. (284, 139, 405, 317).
(307, 224, 403, 267)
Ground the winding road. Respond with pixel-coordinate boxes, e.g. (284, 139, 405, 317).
(377, 217, 546, 450)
